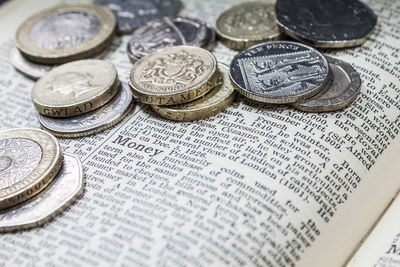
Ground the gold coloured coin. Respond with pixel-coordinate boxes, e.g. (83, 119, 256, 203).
(32, 59, 119, 118)
(151, 64, 236, 121)
(0, 128, 62, 210)
(129, 46, 219, 106)
(216, 1, 281, 50)
(15, 3, 116, 64)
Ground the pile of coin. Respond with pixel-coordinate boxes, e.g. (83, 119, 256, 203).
(33, 59, 134, 137)
(0, 128, 83, 232)
(129, 45, 236, 121)
(11, 3, 117, 80)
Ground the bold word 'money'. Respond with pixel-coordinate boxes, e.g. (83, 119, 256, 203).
(112, 135, 163, 157)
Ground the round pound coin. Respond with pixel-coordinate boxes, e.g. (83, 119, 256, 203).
(127, 16, 208, 61)
(39, 82, 134, 138)
(216, 1, 281, 50)
(292, 56, 361, 112)
(0, 153, 83, 232)
(230, 41, 330, 104)
(129, 46, 219, 106)
(95, 0, 182, 34)
(15, 3, 116, 64)
(275, 0, 377, 48)
(33, 59, 119, 118)
(0, 128, 63, 210)
(152, 63, 236, 121)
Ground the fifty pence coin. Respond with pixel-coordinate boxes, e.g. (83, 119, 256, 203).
(292, 56, 362, 112)
(10, 46, 110, 81)
(127, 16, 208, 61)
(32, 59, 119, 118)
(216, 1, 281, 50)
(0, 128, 62, 210)
(94, 0, 182, 34)
(230, 41, 330, 104)
(15, 3, 116, 64)
(39, 82, 134, 138)
(152, 63, 236, 122)
(275, 0, 377, 48)
(0, 153, 84, 232)
(129, 46, 219, 106)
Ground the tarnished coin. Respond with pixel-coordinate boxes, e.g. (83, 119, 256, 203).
(275, 0, 377, 48)
(127, 16, 208, 61)
(94, 0, 182, 34)
(152, 64, 236, 121)
(129, 46, 219, 106)
(230, 41, 330, 104)
(0, 128, 62, 210)
(10, 46, 110, 81)
(292, 56, 361, 112)
(216, 1, 281, 50)
(0, 153, 83, 232)
(15, 3, 116, 64)
(39, 82, 134, 138)
(33, 59, 119, 118)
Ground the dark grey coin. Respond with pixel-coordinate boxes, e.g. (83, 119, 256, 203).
(292, 56, 361, 112)
(275, 0, 377, 48)
(230, 41, 330, 104)
(203, 24, 216, 51)
(94, 0, 182, 34)
(39, 82, 134, 138)
(127, 16, 208, 61)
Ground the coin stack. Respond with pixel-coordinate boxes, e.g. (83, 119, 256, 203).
(11, 3, 117, 80)
(0, 128, 83, 232)
(33, 59, 134, 137)
(129, 45, 236, 122)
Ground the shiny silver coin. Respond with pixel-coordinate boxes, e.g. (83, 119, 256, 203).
(275, 0, 377, 48)
(39, 82, 134, 138)
(94, 0, 182, 34)
(10, 46, 110, 80)
(230, 41, 330, 104)
(127, 16, 208, 61)
(292, 56, 361, 112)
(0, 153, 84, 232)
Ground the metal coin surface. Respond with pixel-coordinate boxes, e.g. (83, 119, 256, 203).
(292, 56, 361, 112)
(216, 1, 281, 50)
(129, 46, 219, 106)
(230, 41, 330, 104)
(15, 3, 116, 64)
(152, 64, 236, 122)
(33, 59, 119, 118)
(275, 0, 377, 48)
(0, 128, 62, 210)
(10, 46, 110, 81)
(127, 16, 208, 61)
(39, 82, 134, 138)
(203, 24, 216, 51)
(94, 0, 182, 34)
(0, 153, 84, 232)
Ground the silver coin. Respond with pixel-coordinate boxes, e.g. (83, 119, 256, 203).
(127, 16, 208, 61)
(39, 82, 134, 138)
(94, 0, 182, 34)
(10, 46, 110, 80)
(203, 24, 216, 51)
(0, 153, 84, 232)
(229, 41, 330, 104)
(292, 56, 361, 112)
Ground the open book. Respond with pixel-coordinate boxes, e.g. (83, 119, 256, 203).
(0, 0, 399, 266)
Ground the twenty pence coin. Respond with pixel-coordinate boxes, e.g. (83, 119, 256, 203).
(0, 153, 84, 232)
(129, 46, 219, 106)
(216, 1, 281, 50)
(32, 59, 119, 118)
(292, 56, 362, 112)
(152, 64, 236, 121)
(0, 128, 62, 210)
(15, 3, 116, 64)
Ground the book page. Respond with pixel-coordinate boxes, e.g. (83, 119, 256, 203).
(0, 0, 399, 267)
